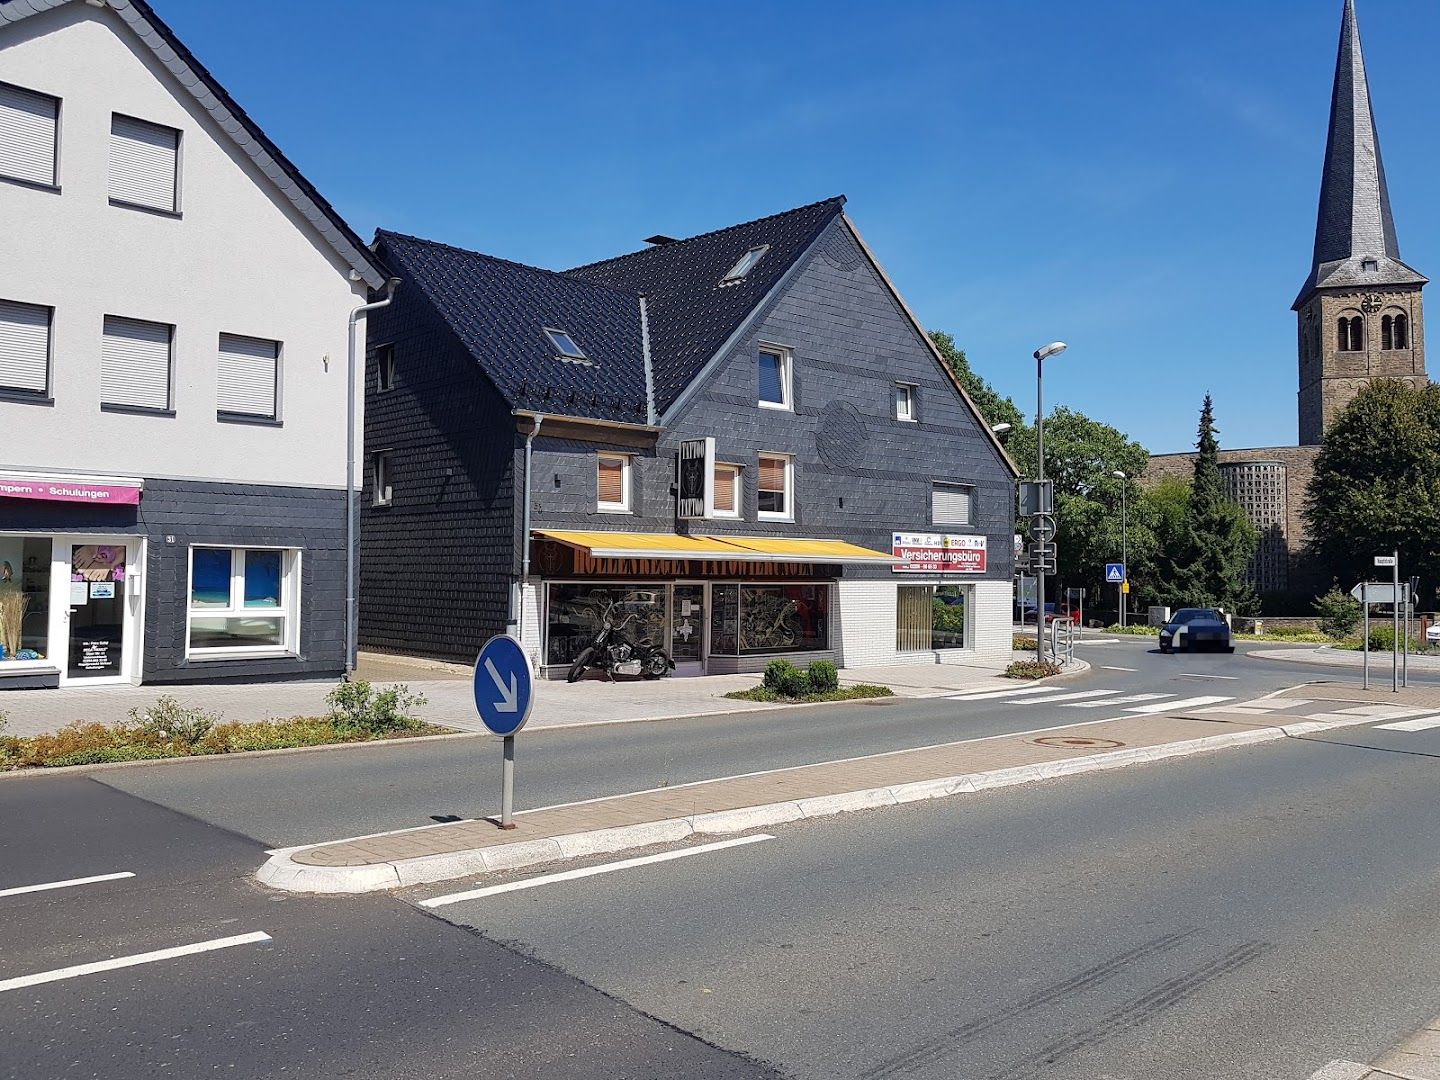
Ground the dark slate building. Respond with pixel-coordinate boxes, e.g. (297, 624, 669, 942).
(360, 198, 1018, 677)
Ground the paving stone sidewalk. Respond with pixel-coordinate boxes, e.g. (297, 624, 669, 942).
(1311, 1011, 1440, 1079)
(1255, 646, 1440, 673)
(0, 655, 1023, 739)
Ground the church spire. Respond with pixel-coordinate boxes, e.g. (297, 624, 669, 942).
(1294, 0, 1426, 308)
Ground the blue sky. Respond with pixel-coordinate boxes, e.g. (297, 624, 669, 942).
(164, 0, 1440, 454)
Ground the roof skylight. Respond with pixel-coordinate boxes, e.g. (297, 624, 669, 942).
(721, 245, 770, 285)
(544, 327, 588, 362)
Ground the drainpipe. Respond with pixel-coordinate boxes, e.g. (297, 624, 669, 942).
(345, 276, 401, 678)
(517, 413, 545, 649)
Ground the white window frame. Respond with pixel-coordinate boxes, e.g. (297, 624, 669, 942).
(184, 545, 301, 660)
(931, 482, 974, 527)
(757, 452, 793, 522)
(711, 462, 741, 519)
(372, 451, 393, 506)
(895, 382, 917, 422)
(757, 345, 792, 411)
(597, 452, 632, 513)
(109, 112, 181, 214)
(0, 298, 53, 398)
(0, 80, 60, 190)
(376, 343, 395, 393)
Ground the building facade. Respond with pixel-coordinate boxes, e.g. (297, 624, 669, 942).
(360, 199, 1018, 677)
(0, 0, 388, 688)
(1144, 0, 1427, 602)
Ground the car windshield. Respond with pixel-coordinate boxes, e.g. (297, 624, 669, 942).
(1172, 609, 1220, 625)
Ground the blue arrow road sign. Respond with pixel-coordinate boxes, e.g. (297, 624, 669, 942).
(473, 634, 534, 737)
(1105, 563, 1125, 583)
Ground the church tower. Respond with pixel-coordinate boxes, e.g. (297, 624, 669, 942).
(1294, 0, 1427, 445)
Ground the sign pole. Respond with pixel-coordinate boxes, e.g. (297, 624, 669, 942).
(1393, 551, 1401, 693)
(1363, 594, 1370, 691)
(500, 734, 516, 830)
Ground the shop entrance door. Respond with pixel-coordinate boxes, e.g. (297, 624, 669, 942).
(64, 541, 133, 683)
(671, 583, 706, 675)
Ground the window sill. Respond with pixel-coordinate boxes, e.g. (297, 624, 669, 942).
(757, 401, 792, 412)
(186, 649, 297, 663)
(217, 411, 283, 427)
(0, 389, 53, 406)
(896, 416, 918, 423)
(371, 500, 392, 509)
(109, 197, 182, 219)
(101, 403, 175, 418)
(0, 661, 60, 675)
(0, 174, 60, 195)
(757, 513, 794, 523)
(596, 506, 633, 515)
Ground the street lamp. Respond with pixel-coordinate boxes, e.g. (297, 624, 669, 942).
(1112, 469, 1128, 628)
(1032, 341, 1067, 664)
(991, 422, 1012, 437)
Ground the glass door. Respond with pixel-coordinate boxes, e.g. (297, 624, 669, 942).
(671, 583, 706, 673)
(67, 543, 128, 680)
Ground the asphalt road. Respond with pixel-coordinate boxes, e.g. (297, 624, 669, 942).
(4, 641, 1439, 1078)
(28, 637, 1393, 849)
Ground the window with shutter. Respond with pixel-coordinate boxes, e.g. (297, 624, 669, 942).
(931, 483, 973, 526)
(713, 463, 740, 517)
(757, 454, 791, 519)
(597, 454, 630, 511)
(0, 82, 59, 188)
(110, 114, 179, 212)
(217, 333, 279, 419)
(101, 316, 172, 411)
(0, 298, 51, 396)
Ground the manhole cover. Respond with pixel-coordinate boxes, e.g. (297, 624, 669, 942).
(1030, 736, 1126, 749)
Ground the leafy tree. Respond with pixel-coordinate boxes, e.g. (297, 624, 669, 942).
(1304, 379, 1440, 608)
(928, 331, 1026, 434)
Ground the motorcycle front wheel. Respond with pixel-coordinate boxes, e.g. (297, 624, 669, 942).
(567, 647, 595, 683)
(641, 651, 671, 679)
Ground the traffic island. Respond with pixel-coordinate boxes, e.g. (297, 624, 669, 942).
(256, 690, 1387, 895)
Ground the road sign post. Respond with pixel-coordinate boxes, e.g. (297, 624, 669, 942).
(1105, 563, 1125, 627)
(472, 634, 535, 829)
(1376, 554, 1401, 693)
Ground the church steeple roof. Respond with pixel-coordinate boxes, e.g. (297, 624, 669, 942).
(1294, 0, 1426, 309)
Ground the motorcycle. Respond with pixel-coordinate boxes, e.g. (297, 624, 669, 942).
(566, 600, 675, 683)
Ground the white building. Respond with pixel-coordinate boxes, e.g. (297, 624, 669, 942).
(0, 0, 388, 688)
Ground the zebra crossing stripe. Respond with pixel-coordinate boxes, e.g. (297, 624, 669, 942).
(1125, 695, 1232, 715)
(1062, 693, 1172, 709)
(1375, 713, 1440, 732)
(948, 686, 1072, 702)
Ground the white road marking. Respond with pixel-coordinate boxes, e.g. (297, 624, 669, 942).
(0, 872, 135, 899)
(1100, 666, 1137, 672)
(999, 690, 1122, 706)
(1375, 713, 1440, 732)
(1124, 695, 1232, 714)
(0, 931, 271, 994)
(1334, 705, 1432, 719)
(947, 686, 1071, 702)
(1200, 697, 1311, 713)
(1178, 673, 1239, 680)
(419, 834, 776, 908)
(1062, 693, 1171, 709)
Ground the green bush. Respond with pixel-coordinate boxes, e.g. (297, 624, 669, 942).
(325, 680, 428, 735)
(1261, 624, 1322, 639)
(805, 660, 839, 694)
(1005, 659, 1062, 680)
(1313, 587, 1362, 639)
(762, 659, 806, 698)
(1365, 626, 1414, 653)
(128, 695, 217, 749)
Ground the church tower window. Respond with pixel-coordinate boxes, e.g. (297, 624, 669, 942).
(1338, 316, 1363, 352)
(1394, 312, 1408, 349)
(1381, 315, 1393, 350)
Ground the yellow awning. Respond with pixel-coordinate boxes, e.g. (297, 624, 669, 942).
(533, 529, 897, 564)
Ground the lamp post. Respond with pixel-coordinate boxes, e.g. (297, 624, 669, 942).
(1033, 341, 1068, 664)
(1112, 469, 1128, 628)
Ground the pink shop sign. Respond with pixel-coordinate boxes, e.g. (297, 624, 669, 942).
(0, 477, 142, 505)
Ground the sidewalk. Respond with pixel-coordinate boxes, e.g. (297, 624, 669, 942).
(257, 682, 1389, 894)
(1254, 645, 1440, 673)
(0, 654, 1026, 739)
(1311, 1011, 1440, 1079)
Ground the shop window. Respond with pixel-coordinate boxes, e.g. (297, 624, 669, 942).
(110, 113, 180, 213)
(713, 463, 740, 518)
(757, 346, 791, 410)
(709, 583, 829, 654)
(187, 546, 298, 655)
(0, 81, 59, 189)
(0, 298, 52, 397)
(895, 383, 916, 422)
(0, 535, 52, 666)
(931, 483, 973, 526)
(897, 585, 967, 652)
(217, 333, 280, 420)
(597, 453, 631, 512)
(545, 584, 667, 667)
(757, 453, 792, 520)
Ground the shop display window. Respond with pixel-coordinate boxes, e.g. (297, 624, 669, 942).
(188, 546, 297, 654)
(897, 585, 968, 652)
(0, 536, 51, 664)
(709, 583, 829, 655)
(545, 584, 668, 667)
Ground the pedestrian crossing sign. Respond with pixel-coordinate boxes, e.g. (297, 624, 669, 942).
(1105, 563, 1125, 583)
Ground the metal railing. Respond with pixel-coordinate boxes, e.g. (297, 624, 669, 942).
(1049, 616, 1076, 666)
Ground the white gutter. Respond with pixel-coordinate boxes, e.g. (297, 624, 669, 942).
(345, 277, 401, 678)
(516, 413, 545, 647)
(639, 295, 657, 426)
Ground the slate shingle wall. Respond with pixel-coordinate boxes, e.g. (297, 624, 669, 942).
(358, 279, 519, 663)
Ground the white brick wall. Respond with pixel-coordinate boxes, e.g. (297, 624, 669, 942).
(834, 577, 1012, 670)
(517, 582, 542, 671)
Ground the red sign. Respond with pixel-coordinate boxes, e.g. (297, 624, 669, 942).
(0, 475, 142, 506)
(892, 532, 987, 574)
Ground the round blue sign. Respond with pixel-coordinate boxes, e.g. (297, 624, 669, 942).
(472, 634, 534, 737)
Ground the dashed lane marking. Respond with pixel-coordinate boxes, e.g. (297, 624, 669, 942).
(1178, 673, 1239, 680)
(418, 834, 776, 908)
(1375, 713, 1440, 732)
(0, 931, 271, 994)
(0, 872, 135, 899)
(1100, 666, 1138, 672)
(1124, 695, 1232, 714)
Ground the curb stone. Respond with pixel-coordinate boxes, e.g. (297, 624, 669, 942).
(254, 709, 1375, 896)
